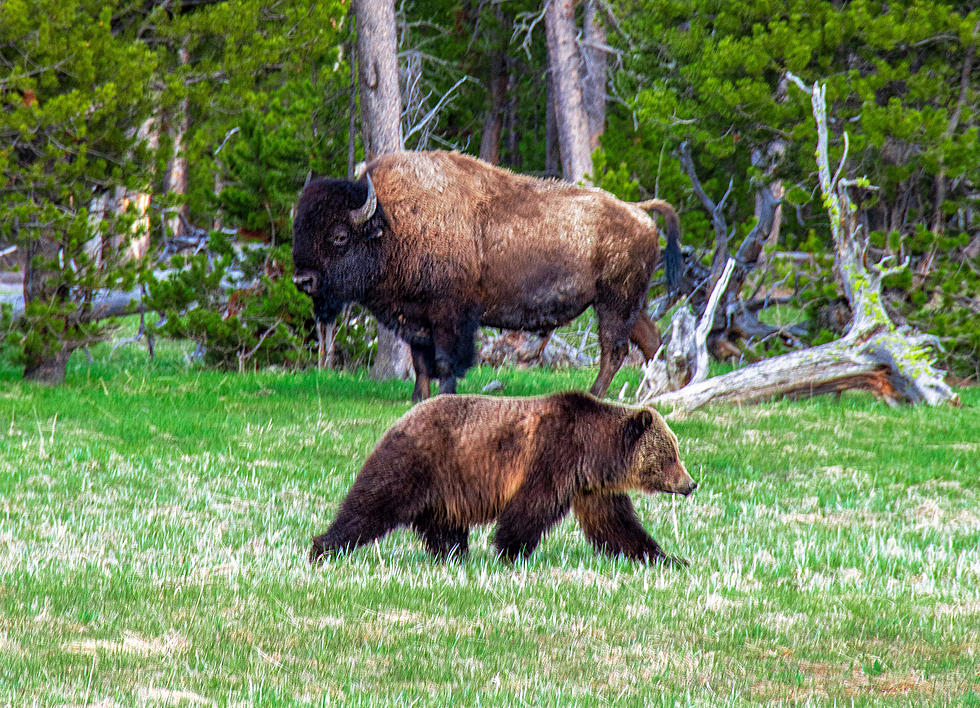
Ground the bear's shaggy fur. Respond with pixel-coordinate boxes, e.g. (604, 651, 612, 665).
(309, 392, 696, 565)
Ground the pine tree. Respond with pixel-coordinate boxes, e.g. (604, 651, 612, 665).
(0, 0, 158, 382)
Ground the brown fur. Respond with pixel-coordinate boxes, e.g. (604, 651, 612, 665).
(292, 150, 681, 402)
(309, 392, 696, 565)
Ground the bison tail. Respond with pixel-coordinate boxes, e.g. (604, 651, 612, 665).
(635, 199, 682, 291)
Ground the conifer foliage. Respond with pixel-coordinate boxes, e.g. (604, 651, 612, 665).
(1, 0, 977, 384)
(0, 0, 157, 382)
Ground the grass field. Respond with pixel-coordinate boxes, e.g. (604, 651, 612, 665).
(1, 337, 978, 706)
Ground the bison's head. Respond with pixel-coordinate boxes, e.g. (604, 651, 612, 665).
(291, 175, 386, 322)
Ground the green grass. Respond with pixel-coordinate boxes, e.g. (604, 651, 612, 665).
(1, 336, 978, 706)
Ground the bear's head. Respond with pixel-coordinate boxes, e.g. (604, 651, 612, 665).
(622, 408, 696, 496)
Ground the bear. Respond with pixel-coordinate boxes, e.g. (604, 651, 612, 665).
(308, 391, 696, 565)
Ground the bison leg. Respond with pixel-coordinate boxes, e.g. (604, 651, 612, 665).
(412, 509, 469, 560)
(629, 312, 662, 360)
(590, 302, 634, 398)
(410, 342, 435, 403)
(432, 305, 480, 396)
(572, 492, 684, 566)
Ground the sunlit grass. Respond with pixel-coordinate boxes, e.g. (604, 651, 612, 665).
(0, 336, 978, 705)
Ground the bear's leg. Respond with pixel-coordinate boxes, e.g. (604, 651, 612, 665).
(309, 505, 404, 564)
(412, 510, 469, 561)
(493, 481, 572, 562)
(572, 492, 686, 566)
(309, 471, 425, 564)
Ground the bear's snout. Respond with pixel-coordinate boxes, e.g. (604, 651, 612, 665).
(664, 460, 697, 496)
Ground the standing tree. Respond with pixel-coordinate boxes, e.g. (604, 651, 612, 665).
(0, 0, 157, 382)
(582, 0, 608, 150)
(544, 0, 593, 183)
(353, 0, 413, 380)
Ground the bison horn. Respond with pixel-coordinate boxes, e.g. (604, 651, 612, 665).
(349, 173, 377, 226)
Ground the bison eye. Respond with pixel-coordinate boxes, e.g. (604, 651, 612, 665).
(330, 224, 350, 247)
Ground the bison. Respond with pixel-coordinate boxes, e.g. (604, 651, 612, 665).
(292, 150, 680, 402)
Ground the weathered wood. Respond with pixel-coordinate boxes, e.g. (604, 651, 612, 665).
(674, 141, 792, 358)
(544, 0, 592, 183)
(637, 258, 735, 400)
(640, 76, 957, 411)
(353, 0, 412, 381)
(479, 330, 593, 369)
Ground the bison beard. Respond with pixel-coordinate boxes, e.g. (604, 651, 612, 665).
(292, 150, 681, 402)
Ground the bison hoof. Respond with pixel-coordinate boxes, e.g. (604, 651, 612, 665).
(438, 379, 457, 395)
(434, 354, 453, 379)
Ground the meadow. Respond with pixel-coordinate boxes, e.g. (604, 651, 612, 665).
(0, 337, 978, 706)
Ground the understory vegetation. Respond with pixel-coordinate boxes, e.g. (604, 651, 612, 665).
(0, 337, 977, 705)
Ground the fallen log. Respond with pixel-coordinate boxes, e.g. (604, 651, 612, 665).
(649, 327, 950, 409)
(3, 288, 143, 322)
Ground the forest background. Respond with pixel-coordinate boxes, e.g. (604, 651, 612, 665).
(1, 0, 978, 386)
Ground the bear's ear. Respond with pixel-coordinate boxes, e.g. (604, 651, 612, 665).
(623, 409, 654, 450)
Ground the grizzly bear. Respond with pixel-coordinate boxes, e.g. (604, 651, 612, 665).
(308, 391, 696, 565)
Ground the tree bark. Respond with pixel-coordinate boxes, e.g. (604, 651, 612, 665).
(582, 0, 607, 150)
(354, 0, 403, 160)
(164, 40, 190, 239)
(479, 52, 508, 164)
(637, 259, 735, 399)
(479, 2, 508, 165)
(544, 70, 560, 176)
(353, 0, 412, 381)
(23, 347, 73, 385)
(674, 141, 792, 357)
(544, 0, 592, 184)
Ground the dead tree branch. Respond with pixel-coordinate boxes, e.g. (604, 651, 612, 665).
(640, 75, 958, 411)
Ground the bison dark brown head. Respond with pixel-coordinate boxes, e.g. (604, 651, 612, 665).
(291, 175, 387, 324)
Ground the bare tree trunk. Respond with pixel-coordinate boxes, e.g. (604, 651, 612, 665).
(346, 14, 357, 180)
(931, 19, 977, 234)
(504, 77, 521, 169)
(480, 54, 507, 164)
(672, 140, 797, 358)
(164, 40, 190, 239)
(479, 2, 508, 165)
(353, 0, 412, 381)
(354, 0, 402, 160)
(544, 0, 592, 184)
(544, 70, 560, 176)
(112, 117, 156, 262)
(637, 259, 736, 399)
(582, 0, 607, 150)
(21, 230, 73, 383)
